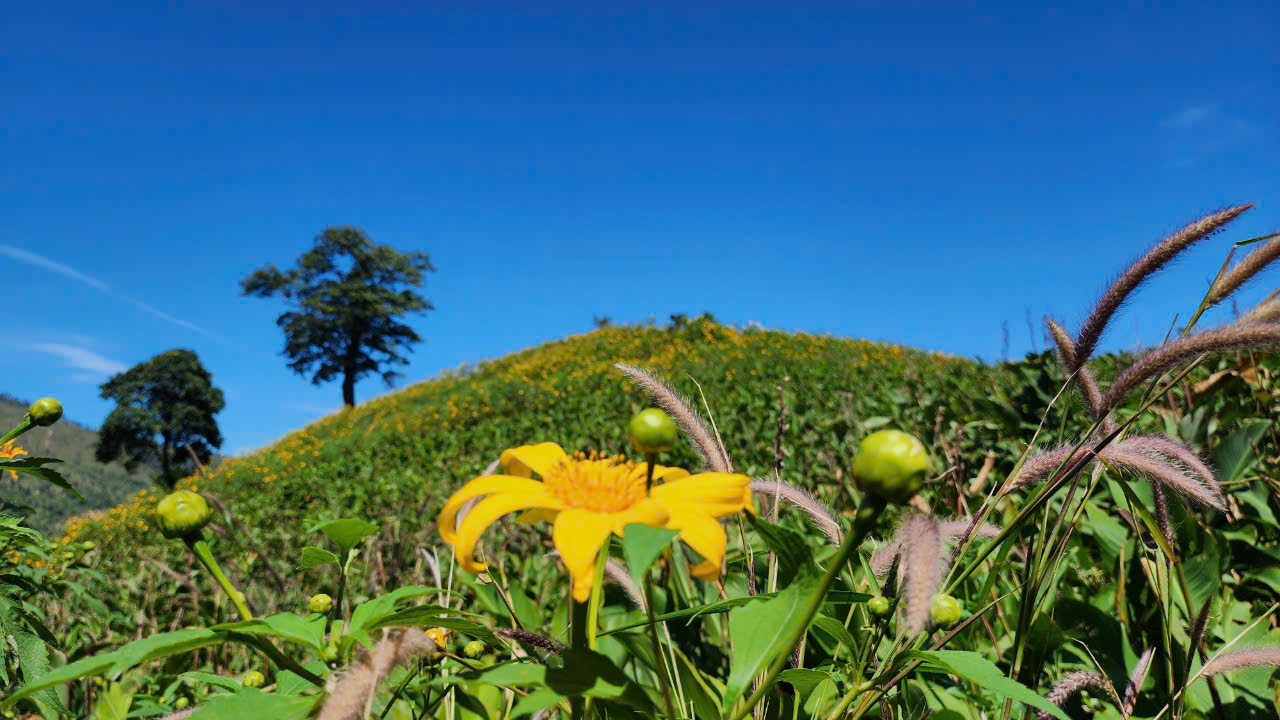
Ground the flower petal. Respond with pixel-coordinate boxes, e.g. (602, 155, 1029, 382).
(437, 475, 551, 544)
(668, 509, 728, 579)
(612, 497, 670, 534)
(516, 508, 561, 525)
(650, 464, 691, 483)
(451, 489, 562, 574)
(651, 472, 753, 517)
(500, 443, 568, 479)
(553, 509, 617, 603)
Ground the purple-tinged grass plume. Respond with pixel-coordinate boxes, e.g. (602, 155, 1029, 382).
(1035, 671, 1119, 720)
(317, 628, 437, 720)
(1206, 231, 1280, 307)
(1072, 204, 1253, 371)
(751, 478, 842, 544)
(1188, 597, 1214, 660)
(614, 362, 731, 472)
(497, 628, 567, 660)
(1047, 318, 1108, 423)
(1121, 648, 1155, 719)
(896, 515, 942, 634)
(1236, 290, 1280, 325)
(871, 515, 1000, 578)
(1199, 648, 1280, 677)
(1100, 323, 1280, 412)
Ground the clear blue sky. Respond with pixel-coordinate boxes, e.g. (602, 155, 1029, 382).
(2, 3, 1276, 456)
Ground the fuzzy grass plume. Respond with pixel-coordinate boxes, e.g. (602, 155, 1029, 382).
(1036, 671, 1118, 720)
(614, 362, 731, 472)
(1073, 204, 1253, 369)
(1199, 648, 1280, 677)
(317, 629, 437, 720)
(751, 478, 841, 544)
(1206, 231, 1280, 306)
(1121, 648, 1155, 719)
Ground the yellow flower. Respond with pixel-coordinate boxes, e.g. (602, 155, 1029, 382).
(438, 442, 753, 602)
(0, 441, 28, 479)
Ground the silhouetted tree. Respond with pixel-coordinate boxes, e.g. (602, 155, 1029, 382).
(241, 226, 436, 406)
(96, 349, 224, 487)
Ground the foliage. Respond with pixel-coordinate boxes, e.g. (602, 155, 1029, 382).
(241, 226, 436, 407)
(96, 349, 225, 488)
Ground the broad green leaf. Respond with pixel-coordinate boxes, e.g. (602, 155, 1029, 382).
(599, 593, 774, 637)
(1235, 485, 1278, 528)
(276, 661, 327, 696)
(296, 546, 340, 571)
(723, 574, 819, 710)
(12, 629, 67, 716)
(509, 688, 564, 718)
(778, 668, 839, 716)
(811, 614, 858, 651)
(346, 586, 442, 647)
(1214, 420, 1269, 484)
(310, 518, 378, 556)
(748, 514, 810, 588)
(906, 650, 1069, 720)
(370, 611, 501, 648)
(448, 649, 654, 710)
(214, 612, 327, 655)
(621, 523, 678, 588)
(188, 688, 316, 720)
(180, 671, 244, 693)
(2, 628, 226, 709)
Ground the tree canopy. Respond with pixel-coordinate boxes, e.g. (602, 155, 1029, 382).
(241, 226, 436, 406)
(95, 349, 225, 488)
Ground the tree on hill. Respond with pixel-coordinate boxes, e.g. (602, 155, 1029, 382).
(96, 349, 225, 488)
(241, 226, 436, 407)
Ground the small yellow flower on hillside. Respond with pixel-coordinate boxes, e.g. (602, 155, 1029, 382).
(0, 440, 28, 479)
(438, 442, 753, 602)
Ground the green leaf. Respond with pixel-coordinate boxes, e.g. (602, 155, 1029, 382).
(723, 574, 819, 709)
(180, 671, 245, 693)
(598, 594, 774, 637)
(906, 650, 1069, 720)
(346, 586, 443, 647)
(276, 661, 327, 696)
(296, 546, 340, 571)
(188, 688, 316, 720)
(811, 614, 858, 651)
(621, 523, 678, 588)
(747, 514, 810, 588)
(778, 668, 839, 717)
(214, 612, 327, 655)
(1, 628, 226, 709)
(0, 457, 85, 504)
(89, 682, 133, 720)
(12, 629, 68, 716)
(509, 688, 564, 718)
(1214, 420, 1270, 484)
(310, 518, 378, 556)
(449, 649, 654, 711)
(370, 611, 501, 648)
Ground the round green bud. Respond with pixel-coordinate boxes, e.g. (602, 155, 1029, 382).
(61, 551, 73, 561)
(155, 490, 213, 540)
(929, 593, 964, 629)
(81, 541, 96, 551)
(242, 671, 265, 689)
(322, 644, 339, 663)
(867, 595, 892, 617)
(628, 408, 678, 455)
(852, 429, 929, 504)
(174, 697, 189, 710)
(309, 593, 333, 614)
(27, 398, 63, 427)
(463, 639, 486, 658)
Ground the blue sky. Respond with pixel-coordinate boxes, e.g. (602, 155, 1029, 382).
(2, 3, 1277, 456)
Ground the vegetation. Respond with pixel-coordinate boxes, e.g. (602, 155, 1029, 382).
(241, 226, 437, 407)
(0, 393, 153, 533)
(96, 349, 226, 488)
(4, 207, 1280, 720)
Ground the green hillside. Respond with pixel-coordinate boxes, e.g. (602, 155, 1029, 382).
(0, 394, 156, 533)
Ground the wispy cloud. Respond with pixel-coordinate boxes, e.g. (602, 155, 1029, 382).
(0, 245, 210, 335)
(29, 343, 128, 376)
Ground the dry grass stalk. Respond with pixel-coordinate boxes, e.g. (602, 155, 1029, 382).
(614, 362, 731, 472)
(317, 628, 436, 720)
(1073, 204, 1253, 369)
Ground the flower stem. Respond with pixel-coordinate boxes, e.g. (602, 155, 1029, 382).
(643, 569, 679, 720)
(726, 497, 886, 720)
(645, 453, 657, 492)
(0, 417, 34, 447)
(570, 598, 589, 720)
(185, 535, 253, 620)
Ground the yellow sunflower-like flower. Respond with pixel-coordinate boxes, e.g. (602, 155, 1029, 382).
(1, 440, 28, 480)
(438, 442, 753, 602)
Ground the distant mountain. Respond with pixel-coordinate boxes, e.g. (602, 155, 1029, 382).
(0, 394, 156, 534)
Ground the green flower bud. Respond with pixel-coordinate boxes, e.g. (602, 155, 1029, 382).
(628, 408, 678, 455)
(929, 593, 964, 629)
(174, 697, 189, 710)
(155, 490, 213, 540)
(242, 671, 265, 689)
(27, 398, 63, 427)
(867, 595, 892, 617)
(309, 593, 333, 614)
(81, 541, 96, 551)
(852, 429, 929, 504)
(463, 639, 486, 658)
(322, 643, 339, 663)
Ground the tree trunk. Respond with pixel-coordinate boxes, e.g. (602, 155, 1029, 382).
(342, 371, 355, 407)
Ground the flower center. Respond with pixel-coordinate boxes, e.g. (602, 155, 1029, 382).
(542, 453, 647, 513)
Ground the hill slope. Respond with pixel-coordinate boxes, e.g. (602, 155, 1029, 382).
(1, 394, 155, 533)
